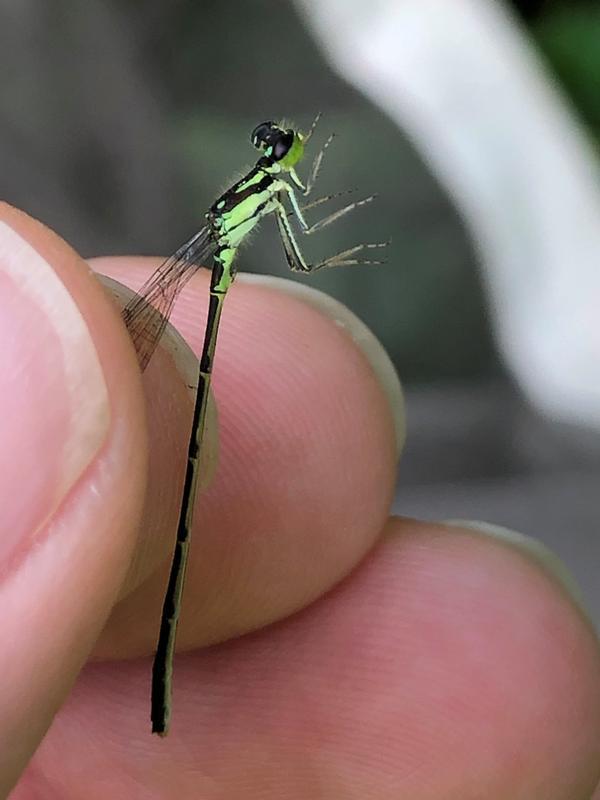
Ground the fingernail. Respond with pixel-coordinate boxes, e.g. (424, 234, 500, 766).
(238, 274, 405, 453)
(0, 222, 110, 563)
(444, 519, 587, 613)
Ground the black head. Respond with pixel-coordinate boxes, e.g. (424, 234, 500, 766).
(251, 121, 295, 162)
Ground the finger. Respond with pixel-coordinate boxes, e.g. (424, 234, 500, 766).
(0, 205, 147, 793)
(22, 519, 600, 798)
(90, 257, 402, 657)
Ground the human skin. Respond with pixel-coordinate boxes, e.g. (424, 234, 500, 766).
(0, 203, 599, 799)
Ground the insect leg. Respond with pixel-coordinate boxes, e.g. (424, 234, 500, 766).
(275, 197, 388, 273)
(304, 132, 335, 197)
(303, 195, 377, 235)
(274, 199, 311, 272)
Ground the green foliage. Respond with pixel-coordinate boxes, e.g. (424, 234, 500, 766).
(534, 6, 600, 140)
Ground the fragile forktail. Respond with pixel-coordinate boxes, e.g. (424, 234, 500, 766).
(121, 115, 385, 735)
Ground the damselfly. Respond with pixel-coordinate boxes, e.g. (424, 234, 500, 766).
(121, 115, 386, 735)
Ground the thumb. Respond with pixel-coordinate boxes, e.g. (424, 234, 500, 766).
(0, 204, 146, 794)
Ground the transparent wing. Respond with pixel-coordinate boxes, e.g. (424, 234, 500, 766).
(122, 227, 216, 371)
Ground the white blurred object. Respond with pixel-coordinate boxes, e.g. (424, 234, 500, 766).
(294, 0, 600, 429)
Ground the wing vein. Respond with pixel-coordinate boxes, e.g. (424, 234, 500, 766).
(121, 227, 216, 370)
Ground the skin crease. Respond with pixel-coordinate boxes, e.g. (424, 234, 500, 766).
(0, 204, 598, 798)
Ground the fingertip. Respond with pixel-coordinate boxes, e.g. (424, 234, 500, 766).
(92, 257, 399, 658)
(443, 518, 591, 621)
(0, 206, 147, 790)
(237, 273, 405, 454)
(37, 516, 600, 798)
(382, 517, 600, 791)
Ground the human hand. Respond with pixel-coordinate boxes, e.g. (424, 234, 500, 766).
(1, 204, 599, 799)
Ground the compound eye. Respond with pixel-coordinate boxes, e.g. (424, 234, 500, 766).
(251, 121, 275, 149)
(272, 130, 294, 160)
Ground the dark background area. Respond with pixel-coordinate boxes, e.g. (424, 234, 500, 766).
(1, 0, 599, 622)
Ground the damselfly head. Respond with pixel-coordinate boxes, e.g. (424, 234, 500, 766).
(251, 121, 303, 167)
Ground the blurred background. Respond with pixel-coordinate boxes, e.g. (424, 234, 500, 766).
(1, 0, 598, 623)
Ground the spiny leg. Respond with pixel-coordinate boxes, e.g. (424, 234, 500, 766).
(287, 189, 356, 219)
(303, 194, 377, 235)
(274, 198, 388, 273)
(303, 111, 322, 143)
(304, 131, 336, 197)
(275, 198, 311, 272)
(282, 180, 376, 237)
(310, 241, 389, 270)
